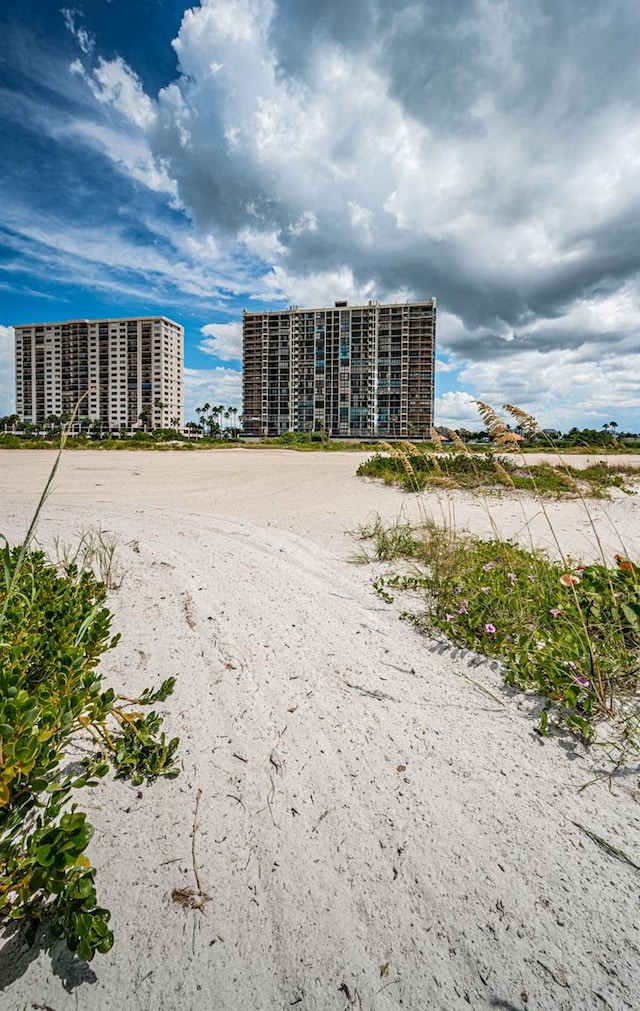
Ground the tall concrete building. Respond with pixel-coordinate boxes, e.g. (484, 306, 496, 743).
(14, 316, 184, 431)
(243, 299, 436, 438)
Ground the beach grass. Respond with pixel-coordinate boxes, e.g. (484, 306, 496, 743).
(355, 402, 640, 764)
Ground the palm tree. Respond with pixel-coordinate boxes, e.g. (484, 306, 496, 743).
(154, 399, 166, 430)
(1, 414, 19, 433)
(195, 402, 209, 432)
(138, 405, 152, 432)
(229, 406, 239, 437)
(206, 408, 218, 437)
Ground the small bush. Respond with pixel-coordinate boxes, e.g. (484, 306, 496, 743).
(357, 450, 637, 498)
(367, 526, 639, 743)
(0, 544, 179, 959)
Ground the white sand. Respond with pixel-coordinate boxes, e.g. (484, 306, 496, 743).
(1, 449, 639, 1011)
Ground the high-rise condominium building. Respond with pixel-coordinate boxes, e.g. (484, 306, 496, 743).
(14, 316, 184, 431)
(243, 299, 436, 438)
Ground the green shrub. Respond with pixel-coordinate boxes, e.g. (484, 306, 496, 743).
(357, 449, 637, 498)
(0, 544, 179, 959)
(363, 523, 640, 745)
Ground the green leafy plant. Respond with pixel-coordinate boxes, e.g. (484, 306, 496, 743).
(367, 526, 639, 745)
(0, 544, 179, 959)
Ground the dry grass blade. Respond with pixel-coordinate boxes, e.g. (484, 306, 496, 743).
(172, 787, 211, 912)
(503, 403, 542, 438)
(1, 390, 91, 625)
(549, 466, 580, 493)
(396, 448, 414, 476)
(380, 441, 397, 457)
(474, 400, 510, 438)
(493, 461, 516, 488)
(494, 432, 521, 451)
(429, 476, 459, 490)
(429, 427, 444, 451)
(446, 428, 470, 454)
(571, 821, 640, 872)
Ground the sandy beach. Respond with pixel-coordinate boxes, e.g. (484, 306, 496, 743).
(1, 449, 639, 1011)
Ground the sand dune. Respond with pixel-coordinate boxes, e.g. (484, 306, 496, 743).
(1, 450, 639, 1011)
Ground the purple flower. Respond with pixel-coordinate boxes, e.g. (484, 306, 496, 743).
(482, 562, 495, 572)
(445, 613, 456, 622)
(454, 585, 463, 594)
(508, 572, 517, 583)
(458, 605, 468, 615)
(575, 676, 590, 688)
(481, 586, 490, 594)
(485, 623, 496, 634)
(549, 608, 561, 618)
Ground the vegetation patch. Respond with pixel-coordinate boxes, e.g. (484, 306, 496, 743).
(359, 517, 639, 752)
(355, 402, 640, 769)
(357, 445, 637, 498)
(0, 542, 179, 961)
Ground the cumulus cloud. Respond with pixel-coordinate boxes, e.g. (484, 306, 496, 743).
(435, 391, 482, 431)
(456, 347, 640, 432)
(80, 1, 637, 342)
(5, 0, 639, 429)
(198, 322, 242, 363)
(184, 366, 242, 422)
(86, 57, 157, 130)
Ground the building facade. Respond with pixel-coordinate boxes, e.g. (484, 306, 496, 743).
(14, 316, 184, 431)
(242, 299, 436, 438)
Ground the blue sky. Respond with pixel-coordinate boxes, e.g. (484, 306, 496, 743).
(1, 0, 638, 431)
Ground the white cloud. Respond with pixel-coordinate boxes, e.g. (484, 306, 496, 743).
(260, 265, 411, 309)
(261, 266, 374, 307)
(66, 119, 178, 197)
(435, 359, 458, 373)
(238, 228, 286, 260)
(0, 200, 279, 308)
(435, 391, 482, 431)
(0, 326, 16, 415)
(347, 201, 375, 244)
(198, 321, 242, 362)
(62, 8, 95, 56)
(184, 366, 242, 422)
(87, 57, 156, 130)
(5, 0, 639, 432)
(289, 211, 318, 236)
(457, 348, 640, 432)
